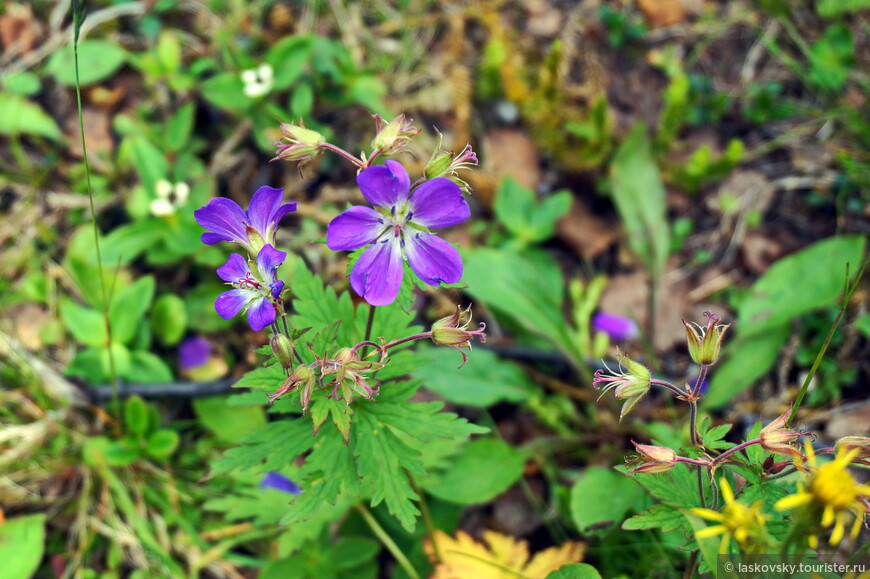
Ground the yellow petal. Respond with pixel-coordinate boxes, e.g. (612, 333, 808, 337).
(719, 478, 735, 504)
(775, 492, 813, 511)
(691, 508, 726, 523)
(696, 525, 727, 539)
(829, 515, 846, 545)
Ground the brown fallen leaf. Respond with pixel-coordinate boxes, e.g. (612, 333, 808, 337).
(555, 198, 617, 260)
(479, 129, 543, 208)
(637, 0, 687, 27)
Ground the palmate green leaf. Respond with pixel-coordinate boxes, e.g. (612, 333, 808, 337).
(232, 363, 286, 391)
(309, 395, 353, 443)
(620, 463, 706, 509)
(622, 502, 686, 533)
(609, 123, 669, 282)
(289, 257, 358, 346)
(211, 419, 314, 476)
(275, 490, 360, 554)
(701, 421, 734, 451)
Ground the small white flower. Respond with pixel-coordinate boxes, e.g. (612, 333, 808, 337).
(241, 64, 274, 99)
(150, 179, 190, 217)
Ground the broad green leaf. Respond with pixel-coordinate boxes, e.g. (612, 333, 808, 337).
(102, 342, 132, 379)
(118, 135, 169, 198)
(60, 299, 107, 347)
(0, 513, 45, 579)
(808, 24, 854, 90)
(413, 347, 536, 407)
(266, 35, 313, 90)
(200, 72, 249, 112)
(0, 92, 62, 140)
(609, 123, 669, 282)
(164, 101, 195, 152)
(347, 74, 387, 114)
(817, 0, 870, 17)
(423, 438, 526, 505)
(151, 293, 187, 346)
(289, 81, 314, 118)
(546, 564, 603, 579)
(462, 248, 576, 355)
(145, 429, 179, 460)
(100, 220, 167, 265)
(109, 276, 156, 344)
(124, 395, 151, 438)
(737, 235, 866, 334)
(570, 467, 641, 532)
(123, 351, 173, 384)
(2, 71, 41, 96)
(493, 178, 572, 245)
(855, 313, 870, 338)
(193, 396, 267, 444)
(185, 282, 234, 332)
(47, 40, 127, 86)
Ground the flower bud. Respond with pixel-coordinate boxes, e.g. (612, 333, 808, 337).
(682, 311, 733, 366)
(835, 436, 870, 466)
(430, 305, 486, 368)
(270, 334, 296, 369)
(273, 120, 325, 165)
(424, 151, 453, 181)
(628, 441, 677, 474)
(267, 365, 314, 404)
(758, 404, 803, 459)
(371, 114, 420, 156)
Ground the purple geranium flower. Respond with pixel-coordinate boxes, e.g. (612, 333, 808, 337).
(592, 312, 639, 341)
(178, 336, 211, 369)
(215, 244, 286, 331)
(194, 186, 296, 255)
(326, 160, 469, 306)
(260, 471, 302, 495)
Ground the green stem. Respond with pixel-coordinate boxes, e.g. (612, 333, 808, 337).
(364, 306, 376, 342)
(408, 473, 441, 563)
(354, 503, 420, 579)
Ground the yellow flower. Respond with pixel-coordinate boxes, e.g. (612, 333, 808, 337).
(775, 441, 870, 547)
(692, 478, 769, 554)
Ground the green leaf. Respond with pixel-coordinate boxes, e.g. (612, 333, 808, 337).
(0, 92, 62, 140)
(0, 513, 45, 579)
(817, 0, 870, 17)
(211, 419, 316, 476)
(231, 363, 286, 391)
(164, 101, 195, 152)
(703, 324, 790, 408)
(200, 72, 249, 112)
(47, 40, 127, 86)
(145, 429, 179, 460)
(546, 564, 603, 579)
(856, 313, 870, 338)
(309, 395, 353, 443)
(738, 235, 866, 334)
(413, 347, 536, 407)
(109, 276, 156, 344)
(266, 35, 313, 90)
(151, 293, 187, 346)
(100, 220, 167, 265)
(622, 463, 706, 509)
(609, 123, 669, 281)
(60, 299, 107, 347)
(193, 396, 267, 444)
(701, 422, 734, 451)
(683, 510, 720, 574)
(118, 135, 169, 199)
(123, 351, 173, 384)
(622, 502, 687, 533)
(124, 395, 151, 438)
(493, 178, 572, 245)
(462, 248, 576, 355)
(570, 467, 641, 532)
(2, 71, 41, 96)
(290, 82, 314, 118)
(808, 23, 854, 90)
(423, 438, 526, 505)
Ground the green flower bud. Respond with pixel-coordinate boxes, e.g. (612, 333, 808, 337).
(270, 334, 295, 369)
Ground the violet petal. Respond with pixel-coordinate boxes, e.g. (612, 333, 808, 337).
(591, 312, 639, 341)
(216, 254, 250, 284)
(247, 297, 276, 331)
(404, 232, 462, 286)
(260, 471, 302, 495)
(178, 336, 210, 369)
(350, 238, 403, 306)
(270, 279, 285, 300)
(215, 288, 257, 319)
(194, 198, 248, 245)
(255, 244, 287, 281)
(326, 206, 387, 251)
(357, 160, 410, 208)
(408, 178, 469, 228)
(248, 186, 294, 236)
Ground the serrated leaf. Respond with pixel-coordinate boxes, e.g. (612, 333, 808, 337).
(232, 363, 286, 391)
(622, 503, 687, 534)
(609, 123, 669, 282)
(211, 419, 315, 476)
(622, 463, 707, 509)
(701, 422, 734, 450)
(309, 396, 353, 442)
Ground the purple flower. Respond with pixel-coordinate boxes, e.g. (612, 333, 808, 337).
(592, 312, 639, 341)
(178, 336, 211, 369)
(194, 186, 296, 255)
(326, 160, 469, 306)
(260, 471, 302, 495)
(215, 244, 286, 331)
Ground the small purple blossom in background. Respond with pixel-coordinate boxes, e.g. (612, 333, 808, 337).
(260, 471, 302, 495)
(194, 186, 296, 255)
(178, 336, 211, 369)
(592, 312, 639, 341)
(215, 244, 286, 331)
(688, 374, 710, 395)
(326, 160, 470, 306)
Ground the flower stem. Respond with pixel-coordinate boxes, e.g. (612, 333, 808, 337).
(354, 503, 420, 579)
(650, 379, 686, 397)
(321, 143, 365, 168)
(364, 306, 377, 342)
(710, 438, 762, 467)
(407, 472, 441, 563)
